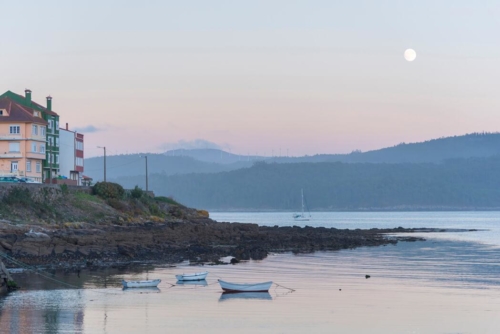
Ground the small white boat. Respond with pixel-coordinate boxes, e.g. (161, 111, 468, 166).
(121, 279, 161, 288)
(175, 271, 208, 281)
(218, 279, 273, 292)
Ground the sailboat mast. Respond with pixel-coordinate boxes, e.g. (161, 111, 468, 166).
(301, 189, 305, 216)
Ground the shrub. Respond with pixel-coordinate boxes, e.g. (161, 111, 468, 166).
(60, 184, 69, 194)
(3, 187, 33, 206)
(130, 185, 144, 199)
(197, 210, 209, 218)
(106, 198, 128, 211)
(93, 182, 125, 199)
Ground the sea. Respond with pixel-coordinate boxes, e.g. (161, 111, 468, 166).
(1, 211, 500, 334)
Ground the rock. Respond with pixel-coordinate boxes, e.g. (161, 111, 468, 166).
(0, 241, 12, 251)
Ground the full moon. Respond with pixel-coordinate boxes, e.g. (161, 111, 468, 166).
(404, 49, 417, 62)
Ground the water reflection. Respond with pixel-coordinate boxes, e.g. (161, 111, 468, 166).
(175, 279, 208, 287)
(219, 292, 272, 302)
(122, 287, 161, 293)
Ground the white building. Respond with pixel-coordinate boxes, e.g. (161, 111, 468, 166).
(59, 124, 84, 185)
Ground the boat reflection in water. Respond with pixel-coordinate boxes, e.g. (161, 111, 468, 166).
(176, 279, 208, 287)
(219, 292, 272, 302)
(122, 287, 161, 293)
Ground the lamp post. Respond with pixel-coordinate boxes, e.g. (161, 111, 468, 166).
(97, 146, 106, 182)
(145, 155, 148, 193)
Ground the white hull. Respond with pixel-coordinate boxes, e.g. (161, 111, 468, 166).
(175, 271, 208, 281)
(218, 279, 273, 292)
(122, 279, 161, 288)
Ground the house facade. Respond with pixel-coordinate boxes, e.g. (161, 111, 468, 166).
(59, 124, 84, 185)
(0, 90, 60, 182)
(0, 97, 47, 182)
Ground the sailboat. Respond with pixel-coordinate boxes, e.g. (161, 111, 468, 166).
(293, 189, 311, 221)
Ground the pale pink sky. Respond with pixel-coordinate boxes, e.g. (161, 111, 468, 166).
(2, 1, 499, 157)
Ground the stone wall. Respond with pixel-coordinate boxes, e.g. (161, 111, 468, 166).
(0, 184, 92, 204)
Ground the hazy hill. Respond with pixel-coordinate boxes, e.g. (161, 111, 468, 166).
(85, 133, 500, 181)
(273, 132, 500, 164)
(84, 154, 253, 182)
(164, 148, 264, 164)
(113, 156, 500, 211)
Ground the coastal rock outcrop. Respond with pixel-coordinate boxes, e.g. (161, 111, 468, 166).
(0, 218, 424, 269)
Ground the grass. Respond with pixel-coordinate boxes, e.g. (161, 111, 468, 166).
(155, 196, 182, 206)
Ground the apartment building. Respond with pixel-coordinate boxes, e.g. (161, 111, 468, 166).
(0, 97, 47, 182)
(0, 90, 60, 182)
(59, 123, 84, 185)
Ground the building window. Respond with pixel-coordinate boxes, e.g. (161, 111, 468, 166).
(40, 144, 45, 153)
(56, 138, 59, 147)
(31, 142, 37, 152)
(56, 121, 59, 129)
(9, 125, 20, 134)
(11, 161, 18, 172)
(36, 161, 41, 173)
(41, 127, 46, 136)
(56, 155, 59, 164)
(76, 141, 84, 150)
(34, 111, 39, 117)
(32, 124, 38, 135)
(49, 137, 53, 147)
(48, 119, 53, 130)
(76, 157, 84, 166)
(26, 160, 31, 172)
(9, 142, 20, 152)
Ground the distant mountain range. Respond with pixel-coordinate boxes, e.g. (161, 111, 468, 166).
(85, 132, 500, 182)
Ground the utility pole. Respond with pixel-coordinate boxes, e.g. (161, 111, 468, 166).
(145, 155, 148, 193)
(97, 146, 106, 182)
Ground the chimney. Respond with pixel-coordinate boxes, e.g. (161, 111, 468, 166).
(66, 123, 68, 130)
(46, 96, 52, 111)
(25, 89, 32, 105)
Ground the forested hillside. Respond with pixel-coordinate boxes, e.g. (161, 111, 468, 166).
(112, 156, 500, 211)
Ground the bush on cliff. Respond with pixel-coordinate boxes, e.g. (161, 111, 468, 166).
(130, 186, 144, 199)
(93, 182, 125, 199)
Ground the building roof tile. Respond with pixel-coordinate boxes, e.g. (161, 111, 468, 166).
(0, 97, 49, 124)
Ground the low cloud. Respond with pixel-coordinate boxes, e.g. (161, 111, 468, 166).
(73, 125, 103, 133)
(160, 139, 230, 151)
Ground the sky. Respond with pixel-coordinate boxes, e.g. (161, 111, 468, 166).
(1, 1, 500, 157)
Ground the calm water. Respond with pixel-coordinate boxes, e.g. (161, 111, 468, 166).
(1, 212, 500, 333)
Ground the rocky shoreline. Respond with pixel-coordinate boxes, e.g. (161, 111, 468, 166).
(0, 215, 439, 271)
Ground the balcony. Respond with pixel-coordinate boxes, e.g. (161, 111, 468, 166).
(26, 151, 46, 159)
(0, 152, 22, 158)
(0, 134, 23, 141)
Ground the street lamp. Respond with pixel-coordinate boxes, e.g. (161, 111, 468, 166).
(140, 155, 149, 193)
(97, 146, 106, 182)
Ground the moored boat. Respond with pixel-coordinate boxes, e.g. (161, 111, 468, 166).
(218, 279, 273, 292)
(175, 271, 208, 281)
(121, 279, 161, 288)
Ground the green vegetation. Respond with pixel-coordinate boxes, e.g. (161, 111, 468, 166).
(130, 185, 144, 199)
(93, 182, 125, 199)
